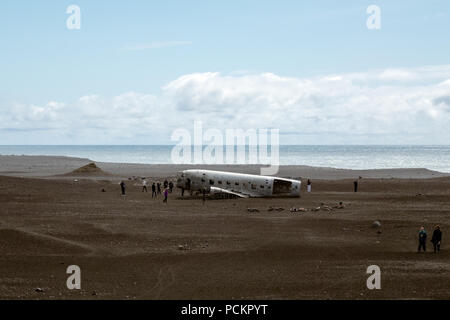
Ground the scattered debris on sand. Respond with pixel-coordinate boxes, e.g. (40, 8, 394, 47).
(311, 205, 333, 212)
(178, 244, 191, 251)
(247, 208, 260, 213)
(268, 207, 285, 212)
(290, 207, 307, 212)
(307, 202, 349, 213)
(333, 202, 345, 209)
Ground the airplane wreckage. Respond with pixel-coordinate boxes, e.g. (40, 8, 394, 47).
(176, 169, 301, 198)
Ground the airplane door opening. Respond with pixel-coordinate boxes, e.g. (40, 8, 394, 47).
(273, 179, 292, 194)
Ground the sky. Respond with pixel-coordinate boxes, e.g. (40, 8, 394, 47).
(0, 0, 450, 145)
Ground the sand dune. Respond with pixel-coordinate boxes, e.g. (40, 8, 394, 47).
(62, 162, 111, 177)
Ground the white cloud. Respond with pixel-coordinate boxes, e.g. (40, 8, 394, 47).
(2, 65, 450, 144)
(379, 69, 417, 81)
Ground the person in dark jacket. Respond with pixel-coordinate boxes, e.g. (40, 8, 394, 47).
(431, 225, 442, 253)
(151, 183, 157, 198)
(157, 182, 162, 194)
(169, 181, 174, 193)
(202, 187, 206, 204)
(418, 226, 427, 252)
(120, 181, 126, 196)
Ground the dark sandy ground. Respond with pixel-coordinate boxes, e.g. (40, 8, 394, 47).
(1, 172, 450, 300)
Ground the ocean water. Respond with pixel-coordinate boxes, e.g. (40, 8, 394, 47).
(0, 145, 450, 173)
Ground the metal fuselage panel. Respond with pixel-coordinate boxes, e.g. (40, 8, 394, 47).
(176, 169, 301, 198)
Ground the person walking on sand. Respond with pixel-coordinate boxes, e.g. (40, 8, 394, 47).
(163, 188, 169, 203)
(151, 182, 157, 198)
(307, 179, 312, 193)
(169, 181, 174, 193)
(353, 180, 359, 193)
(120, 181, 126, 196)
(418, 226, 427, 252)
(142, 178, 148, 193)
(431, 225, 442, 253)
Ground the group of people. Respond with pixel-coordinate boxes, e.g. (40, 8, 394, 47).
(418, 225, 442, 253)
(119, 178, 174, 203)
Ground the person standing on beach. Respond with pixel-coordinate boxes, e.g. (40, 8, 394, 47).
(353, 180, 358, 192)
(120, 181, 126, 196)
(142, 178, 148, 193)
(169, 181, 174, 193)
(202, 187, 206, 204)
(151, 183, 157, 198)
(157, 182, 161, 195)
(307, 179, 312, 193)
(418, 226, 427, 252)
(431, 225, 442, 253)
(163, 188, 169, 203)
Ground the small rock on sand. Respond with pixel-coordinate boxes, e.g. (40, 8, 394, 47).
(178, 244, 190, 251)
(372, 221, 381, 228)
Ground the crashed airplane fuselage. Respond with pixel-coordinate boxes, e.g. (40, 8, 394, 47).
(176, 169, 301, 198)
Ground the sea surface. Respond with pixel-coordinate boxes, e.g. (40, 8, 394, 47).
(1, 145, 450, 173)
